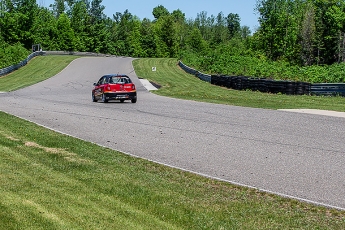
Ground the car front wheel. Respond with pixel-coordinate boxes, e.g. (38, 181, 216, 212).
(92, 92, 97, 102)
(102, 93, 108, 103)
(131, 98, 137, 103)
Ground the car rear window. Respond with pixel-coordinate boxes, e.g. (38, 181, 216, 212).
(110, 76, 131, 84)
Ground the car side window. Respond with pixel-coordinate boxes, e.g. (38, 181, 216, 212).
(97, 77, 103, 85)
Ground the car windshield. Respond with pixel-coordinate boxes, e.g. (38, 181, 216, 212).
(110, 77, 131, 84)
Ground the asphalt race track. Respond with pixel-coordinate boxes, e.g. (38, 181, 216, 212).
(1, 57, 345, 210)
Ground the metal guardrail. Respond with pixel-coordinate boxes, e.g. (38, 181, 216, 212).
(0, 51, 45, 77)
(178, 61, 345, 96)
(178, 61, 211, 83)
(310, 83, 345, 96)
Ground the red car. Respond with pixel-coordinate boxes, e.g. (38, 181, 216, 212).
(92, 74, 137, 103)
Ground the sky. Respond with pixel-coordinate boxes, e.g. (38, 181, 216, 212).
(37, 0, 260, 32)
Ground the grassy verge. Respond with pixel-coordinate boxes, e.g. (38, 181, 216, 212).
(0, 55, 80, 92)
(1, 111, 345, 229)
(133, 58, 345, 112)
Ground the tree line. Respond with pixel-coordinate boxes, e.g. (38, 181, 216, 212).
(1, 0, 345, 69)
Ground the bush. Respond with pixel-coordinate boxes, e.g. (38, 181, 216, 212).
(0, 43, 31, 69)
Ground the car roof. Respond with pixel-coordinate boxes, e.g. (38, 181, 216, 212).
(103, 74, 129, 78)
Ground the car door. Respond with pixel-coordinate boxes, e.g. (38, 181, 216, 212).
(94, 76, 105, 98)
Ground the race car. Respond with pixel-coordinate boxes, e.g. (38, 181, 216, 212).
(92, 74, 137, 103)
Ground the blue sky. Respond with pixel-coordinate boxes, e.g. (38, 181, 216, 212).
(37, 0, 259, 32)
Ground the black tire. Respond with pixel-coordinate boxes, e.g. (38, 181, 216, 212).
(92, 93, 97, 102)
(102, 93, 108, 103)
(131, 98, 137, 103)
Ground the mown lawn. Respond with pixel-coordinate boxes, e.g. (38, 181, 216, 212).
(0, 55, 80, 92)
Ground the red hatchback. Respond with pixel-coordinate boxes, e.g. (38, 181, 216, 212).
(92, 74, 137, 103)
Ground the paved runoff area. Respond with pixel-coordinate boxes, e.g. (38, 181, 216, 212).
(279, 109, 345, 118)
(139, 79, 158, 91)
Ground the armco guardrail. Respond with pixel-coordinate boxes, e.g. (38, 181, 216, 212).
(0, 51, 118, 77)
(44, 51, 118, 57)
(0, 51, 45, 77)
(311, 83, 345, 96)
(178, 61, 345, 96)
(178, 61, 211, 83)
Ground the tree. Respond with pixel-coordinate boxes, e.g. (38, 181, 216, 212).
(300, 1, 316, 66)
(195, 11, 215, 41)
(52, 0, 65, 18)
(185, 28, 207, 53)
(227, 13, 241, 38)
(89, 0, 105, 23)
(212, 12, 228, 45)
(154, 15, 179, 57)
(140, 18, 157, 57)
(112, 9, 133, 55)
(313, 0, 345, 64)
(56, 13, 75, 51)
(126, 17, 143, 57)
(255, 0, 303, 62)
(1, 0, 39, 48)
(171, 9, 185, 23)
(70, 0, 89, 51)
(31, 6, 58, 50)
(241, 26, 251, 39)
(152, 5, 169, 20)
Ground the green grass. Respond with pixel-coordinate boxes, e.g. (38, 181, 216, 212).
(1, 56, 345, 228)
(0, 55, 80, 92)
(1, 111, 345, 229)
(133, 58, 345, 112)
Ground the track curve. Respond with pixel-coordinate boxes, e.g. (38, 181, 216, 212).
(1, 57, 345, 210)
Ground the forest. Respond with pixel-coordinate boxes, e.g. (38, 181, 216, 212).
(1, 0, 345, 83)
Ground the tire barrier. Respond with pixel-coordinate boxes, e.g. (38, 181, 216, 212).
(179, 60, 345, 96)
(211, 75, 311, 95)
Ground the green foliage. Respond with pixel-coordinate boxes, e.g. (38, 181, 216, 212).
(185, 28, 208, 53)
(0, 42, 30, 69)
(152, 5, 170, 20)
(227, 13, 241, 38)
(1, 12, 30, 45)
(56, 13, 75, 51)
(3, 0, 345, 74)
(140, 18, 157, 57)
(30, 7, 58, 51)
(182, 43, 345, 83)
(153, 15, 179, 57)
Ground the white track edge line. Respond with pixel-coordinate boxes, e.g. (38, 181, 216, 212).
(4, 111, 345, 212)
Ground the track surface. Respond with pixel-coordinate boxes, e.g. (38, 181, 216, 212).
(1, 57, 345, 210)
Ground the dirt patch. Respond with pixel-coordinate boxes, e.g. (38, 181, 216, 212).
(0, 131, 20, 141)
(24, 141, 91, 164)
